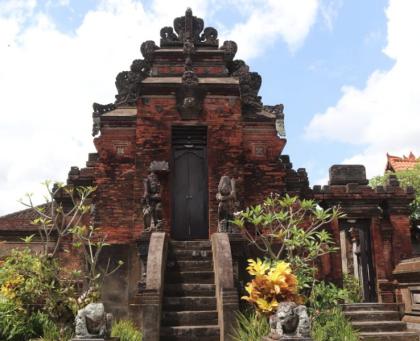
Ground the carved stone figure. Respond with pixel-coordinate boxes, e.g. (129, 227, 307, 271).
(216, 176, 237, 233)
(140, 40, 159, 62)
(220, 40, 238, 61)
(92, 103, 116, 136)
(266, 302, 312, 340)
(142, 169, 163, 231)
(183, 38, 195, 56)
(176, 70, 204, 119)
(227, 59, 263, 115)
(74, 303, 112, 339)
(114, 58, 150, 106)
(160, 8, 219, 47)
(296, 305, 311, 337)
(200, 27, 218, 45)
(264, 104, 286, 138)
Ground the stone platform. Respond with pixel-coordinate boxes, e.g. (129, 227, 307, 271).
(71, 338, 119, 341)
(262, 337, 312, 341)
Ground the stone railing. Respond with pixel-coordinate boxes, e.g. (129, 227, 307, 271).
(211, 232, 239, 341)
(138, 232, 168, 341)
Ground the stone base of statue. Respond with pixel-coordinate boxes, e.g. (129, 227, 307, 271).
(262, 336, 313, 341)
(264, 302, 312, 341)
(70, 337, 120, 341)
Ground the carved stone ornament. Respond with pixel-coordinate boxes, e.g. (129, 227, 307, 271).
(149, 160, 169, 173)
(265, 302, 312, 340)
(74, 302, 112, 339)
(160, 8, 219, 47)
(228, 59, 263, 115)
(216, 175, 238, 233)
(142, 166, 164, 232)
(220, 40, 238, 61)
(114, 58, 150, 106)
(176, 70, 204, 119)
(140, 40, 159, 62)
(92, 103, 116, 136)
(264, 104, 286, 138)
(183, 38, 196, 56)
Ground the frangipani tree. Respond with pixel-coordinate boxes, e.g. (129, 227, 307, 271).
(233, 194, 344, 290)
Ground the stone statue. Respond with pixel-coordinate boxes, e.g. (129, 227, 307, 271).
(74, 303, 112, 339)
(142, 169, 163, 231)
(265, 302, 312, 340)
(216, 175, 237, 233)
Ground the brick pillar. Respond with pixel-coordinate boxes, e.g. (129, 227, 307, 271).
(390, 214, 413, 263)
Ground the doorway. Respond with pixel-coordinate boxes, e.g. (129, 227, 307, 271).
(171, 126, 208, 240)
(340, 219, 377, 302)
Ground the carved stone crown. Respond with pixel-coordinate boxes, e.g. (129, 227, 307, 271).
(160, 8, 219, 47)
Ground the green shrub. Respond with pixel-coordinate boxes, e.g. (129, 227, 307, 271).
(0, 247, 75, 320)
(231, 310, 270, 341)
(312, 308, 359, 341)
(343, 274, 363, 303)
(38, 318, 73, 341)
(0, 299, 49, 341)
(309, 281, 350, 313)
(111, 320, 143, 341)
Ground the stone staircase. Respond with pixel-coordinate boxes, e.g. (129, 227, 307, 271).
(343, 303, 420, 341)
(160, 240, 220, 341)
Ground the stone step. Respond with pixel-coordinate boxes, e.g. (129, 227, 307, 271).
(163, 296, 217, 311)
(344, 310, 401, 322)
(168, 249, 213, 260)
(164, 283, 216, 297)
(170, 240, 212, 250)
(352, 321, 407, 333)
(162, 310, 218, 326)
(167, 260, 213, 272)
(166, 271, 215, 284)
(342, 303, 401, 312)
(360, 331, 420, 341)
(160, 325, 220, 341)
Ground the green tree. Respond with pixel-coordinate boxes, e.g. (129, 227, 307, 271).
(369, 163, 420, 222)
(20, 180, 95, 257)
(233, 194, 344, 291)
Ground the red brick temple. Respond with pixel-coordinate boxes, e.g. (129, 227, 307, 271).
(0, 9, 418, 340)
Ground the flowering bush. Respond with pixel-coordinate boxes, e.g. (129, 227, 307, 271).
(241, 258, 303, 314)
(0, 248, 75, 340)
(234, 194, 343, 291)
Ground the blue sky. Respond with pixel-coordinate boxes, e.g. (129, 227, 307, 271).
(0, 0, 419, 215)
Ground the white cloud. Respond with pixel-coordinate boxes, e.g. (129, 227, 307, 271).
(226, 0, 319, 58)
(319, 0, 342, 31)
(305, 0, 420, 179)
(0, 0, 319, 215)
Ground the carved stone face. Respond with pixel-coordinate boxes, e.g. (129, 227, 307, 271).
(276, 302, 299, 334)
(218, 176, 231, 196)
(83, 303, 105, 333)
(183, 97, 196, 108)
(148, 172, 160, 193)
(86, 315, 103, 333)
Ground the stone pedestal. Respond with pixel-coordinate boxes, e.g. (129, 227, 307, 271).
(262, 337, 312, 341)
(71, 338, 119, 341)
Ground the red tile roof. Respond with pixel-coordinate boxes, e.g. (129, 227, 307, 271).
(386, 152, 420, 172)
(0, 203, 50, 231)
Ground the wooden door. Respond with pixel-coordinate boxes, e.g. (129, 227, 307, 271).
(171, 126, 208, 240)
(341, 220, 377, 302)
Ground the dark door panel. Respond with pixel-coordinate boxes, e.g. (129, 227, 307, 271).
(172, 126, 208, 240)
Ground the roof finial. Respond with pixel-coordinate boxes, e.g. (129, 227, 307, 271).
(185, 8, 193, 41)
